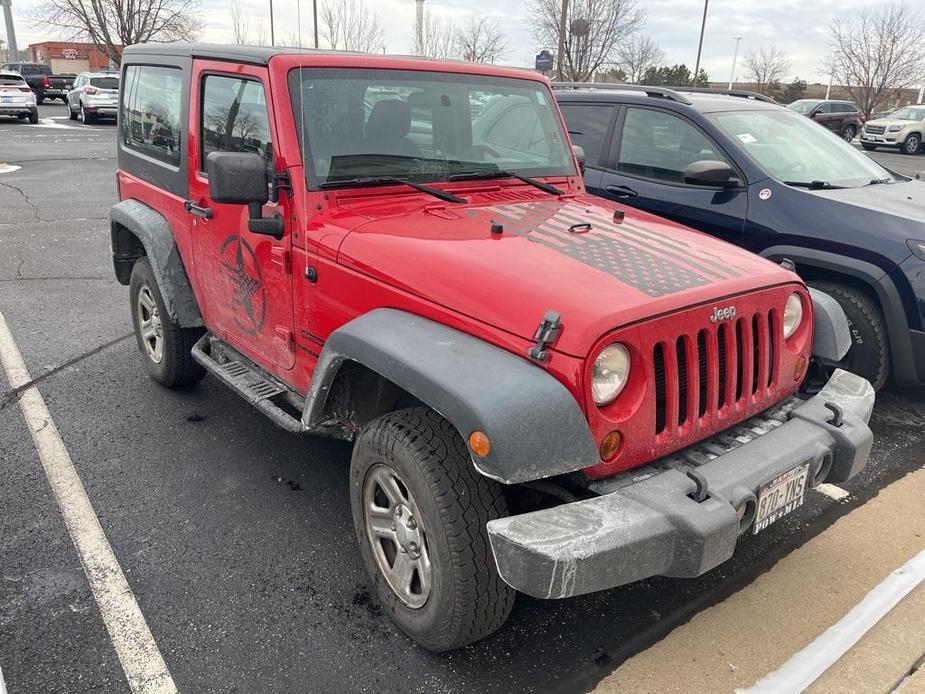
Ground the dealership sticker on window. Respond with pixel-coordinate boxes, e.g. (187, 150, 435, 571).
(737, 133, 757, 144)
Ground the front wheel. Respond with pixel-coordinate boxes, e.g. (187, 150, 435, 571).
(808, 281, 890, 391)
(901, 133, 921, 155)
(129, 257, 205, 387)
(350, 407, 515, 652)
(841, 124, 857, 141)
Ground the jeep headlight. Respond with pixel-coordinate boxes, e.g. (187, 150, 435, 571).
(591, 343, 631, 406)
(888, 125, 902, 132)
(783, 293, 803, 339)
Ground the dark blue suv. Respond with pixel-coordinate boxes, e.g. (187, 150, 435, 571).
(555, 84, 925, 390)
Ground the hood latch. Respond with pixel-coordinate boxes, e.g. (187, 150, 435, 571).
(528, 310, 562, 363)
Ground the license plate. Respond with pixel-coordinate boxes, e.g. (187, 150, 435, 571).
(868, 136, 882, 141)
(0, 96, 11, 103)
(753, 462, 810, 534)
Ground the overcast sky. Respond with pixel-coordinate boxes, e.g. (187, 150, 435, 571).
(9, 0, 862, 84)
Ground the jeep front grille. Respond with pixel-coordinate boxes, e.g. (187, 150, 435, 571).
(654, 310, 778, 435)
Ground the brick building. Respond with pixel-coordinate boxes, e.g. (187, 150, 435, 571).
(25, 41, 120, 73)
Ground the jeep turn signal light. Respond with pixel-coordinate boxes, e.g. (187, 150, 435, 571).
(794, 356, 807, 382)
(599, 430, 622, 461)
(468, 431, 491, 457)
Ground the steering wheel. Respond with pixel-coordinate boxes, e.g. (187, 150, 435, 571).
(459, 144, 500, 161)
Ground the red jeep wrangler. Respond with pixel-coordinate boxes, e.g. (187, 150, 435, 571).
(110, 43, 875, 651)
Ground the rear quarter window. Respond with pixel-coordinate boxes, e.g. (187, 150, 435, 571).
(0, 75, 26, 86)
(90, 77, 119, 89)
(121, 65, 182, 167)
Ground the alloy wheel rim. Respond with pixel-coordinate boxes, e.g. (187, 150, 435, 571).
(362, 463, 432, 609)
(907, 137, 919, 153)
(844, 126, 855, 141)
(136, 285, 163, 364)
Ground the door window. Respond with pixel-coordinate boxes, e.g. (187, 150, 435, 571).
(617, 107, 731, 184)
(558, 103, 613, 166)
(200, 75, 274, 171)
(121, 65, 183, 167)
(818, 102, 835, 113)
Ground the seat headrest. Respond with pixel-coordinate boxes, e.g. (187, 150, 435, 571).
(365, 100, 412, 140)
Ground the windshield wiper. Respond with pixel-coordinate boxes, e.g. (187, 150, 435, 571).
(448, 169, 565, 195)
(783, 180, 844, 190)
(318, 176, 466, 203)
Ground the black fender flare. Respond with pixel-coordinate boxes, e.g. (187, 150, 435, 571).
(760, 245, 917, 384)
(109, 199, 203, 327)
(301, 309, 599, 484)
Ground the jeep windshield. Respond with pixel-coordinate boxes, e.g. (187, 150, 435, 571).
(709, 109, 894, 188)
(287, 68, 575, 188)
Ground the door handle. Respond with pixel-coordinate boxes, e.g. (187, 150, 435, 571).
(605, 185, 638, 198)
(183, 200, 213, 219)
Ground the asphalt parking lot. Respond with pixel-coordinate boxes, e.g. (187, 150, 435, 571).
(1, 103, 924, 693)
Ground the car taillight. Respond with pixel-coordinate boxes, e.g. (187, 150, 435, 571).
(42, 77, 50, 88)
(85, 87, 98, 95)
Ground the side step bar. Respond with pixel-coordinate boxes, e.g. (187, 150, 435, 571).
(191, 334, 304, 433)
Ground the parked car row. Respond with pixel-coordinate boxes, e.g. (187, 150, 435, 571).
(0, 61, 74, 103)
(0, 65, 119, 126)
(788, 98, 865, 142)
(553, 83, 924, 391)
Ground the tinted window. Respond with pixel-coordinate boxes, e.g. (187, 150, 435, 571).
(558, 103, 613, 166)
(20, 64, 51, 75)
(121, 65, 182, 167)
(477, 97, 549, 156)
(0, 75, 26, 86)
(818, 102, 835, 114)
(201, 75, 273, 170)
(89, 77, 119, 89)
(841, 103, 858, 113)
(788, 100, 819, 114)
(617, 107, 730, 184)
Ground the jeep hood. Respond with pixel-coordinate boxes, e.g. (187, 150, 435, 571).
(335, 195, 798, 357)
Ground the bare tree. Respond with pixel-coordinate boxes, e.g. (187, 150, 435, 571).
(421, 10, 456, 60)
(528, 0, 644, 81)
(231, 0, 268, 46)
(742, 45, 791, 95)
(320, 0, 384, 53)
(828, 3, 925, 116)
(615, 34, 663, 83)
(454, 17, 506, 64)
(29, 0, 202, 66)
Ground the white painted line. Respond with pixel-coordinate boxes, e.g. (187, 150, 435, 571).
(0, 164, 21, 174)
(740, 547, 925, 693)
(0, 663, 7, 694)
(815, 483, 850, 501)
(0, 313, 177, 694)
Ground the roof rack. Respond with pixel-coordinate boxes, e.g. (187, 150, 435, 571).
(550, 82, 692, 105)
(674, 87, 778, 104)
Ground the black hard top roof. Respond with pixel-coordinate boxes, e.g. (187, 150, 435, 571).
(122, 42, 343, 66)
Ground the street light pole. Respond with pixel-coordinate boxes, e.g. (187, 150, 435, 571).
(693, 0, 709, 85)
(415, 0, 424, 55)
(0, 0, 18, 62)
(269, 0, 275, 46)
(313, 0, 319, 48)
(556, 0, 569, 80)
(728, 36, 742, 90)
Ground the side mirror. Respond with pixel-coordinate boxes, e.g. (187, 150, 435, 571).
(683, 160, 742, 188)
(809, 108, 822, 119)
(206, 151, 283, 239)
(572, 144, 586, 173)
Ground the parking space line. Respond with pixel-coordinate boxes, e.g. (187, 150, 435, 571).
(815, 483, 850, 501)
(742, 547, 925, 693)
(0, 313, 177, 694)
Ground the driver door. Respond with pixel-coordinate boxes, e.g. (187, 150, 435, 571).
(598, 106, 747, 247)
(187, 63, 295, 372)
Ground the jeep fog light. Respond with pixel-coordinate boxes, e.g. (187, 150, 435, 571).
(591, 343, 631, 406)
(782, 293, 803, 339)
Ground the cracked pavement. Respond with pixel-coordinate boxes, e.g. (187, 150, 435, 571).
(1, 105, 924, 694)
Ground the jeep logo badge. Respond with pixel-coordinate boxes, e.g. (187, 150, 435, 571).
(710, 306, 737, 323)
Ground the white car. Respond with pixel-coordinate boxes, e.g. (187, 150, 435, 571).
(0, 71, 38, 123)
(66, 72, 120, 124)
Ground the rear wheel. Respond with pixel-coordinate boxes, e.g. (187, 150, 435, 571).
(808, 281, 890, 391)
(841, 124, 857, 141)
(901, 133, 921, 155)
(80, 104, 95, 124)
(350, 407, 515, 652)
(36, 94, 44, 105)
(28, 110, 38, 124)
(129, 257, 205, 387)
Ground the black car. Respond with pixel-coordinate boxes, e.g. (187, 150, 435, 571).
(555, 83, 925, 390)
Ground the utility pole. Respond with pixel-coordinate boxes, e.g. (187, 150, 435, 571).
(313, 0, 319, 48)
(0, 0, 18, 62)
(556, 0, 569, 80)
(415, 0, 424, 55)
(825, 73, 833, 100)
(728, 36, 742, 90)
(693, 0, 709, 85)
(269, 0, 275, 46)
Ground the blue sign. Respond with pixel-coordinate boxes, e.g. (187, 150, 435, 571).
(535, 50, 554, 73)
